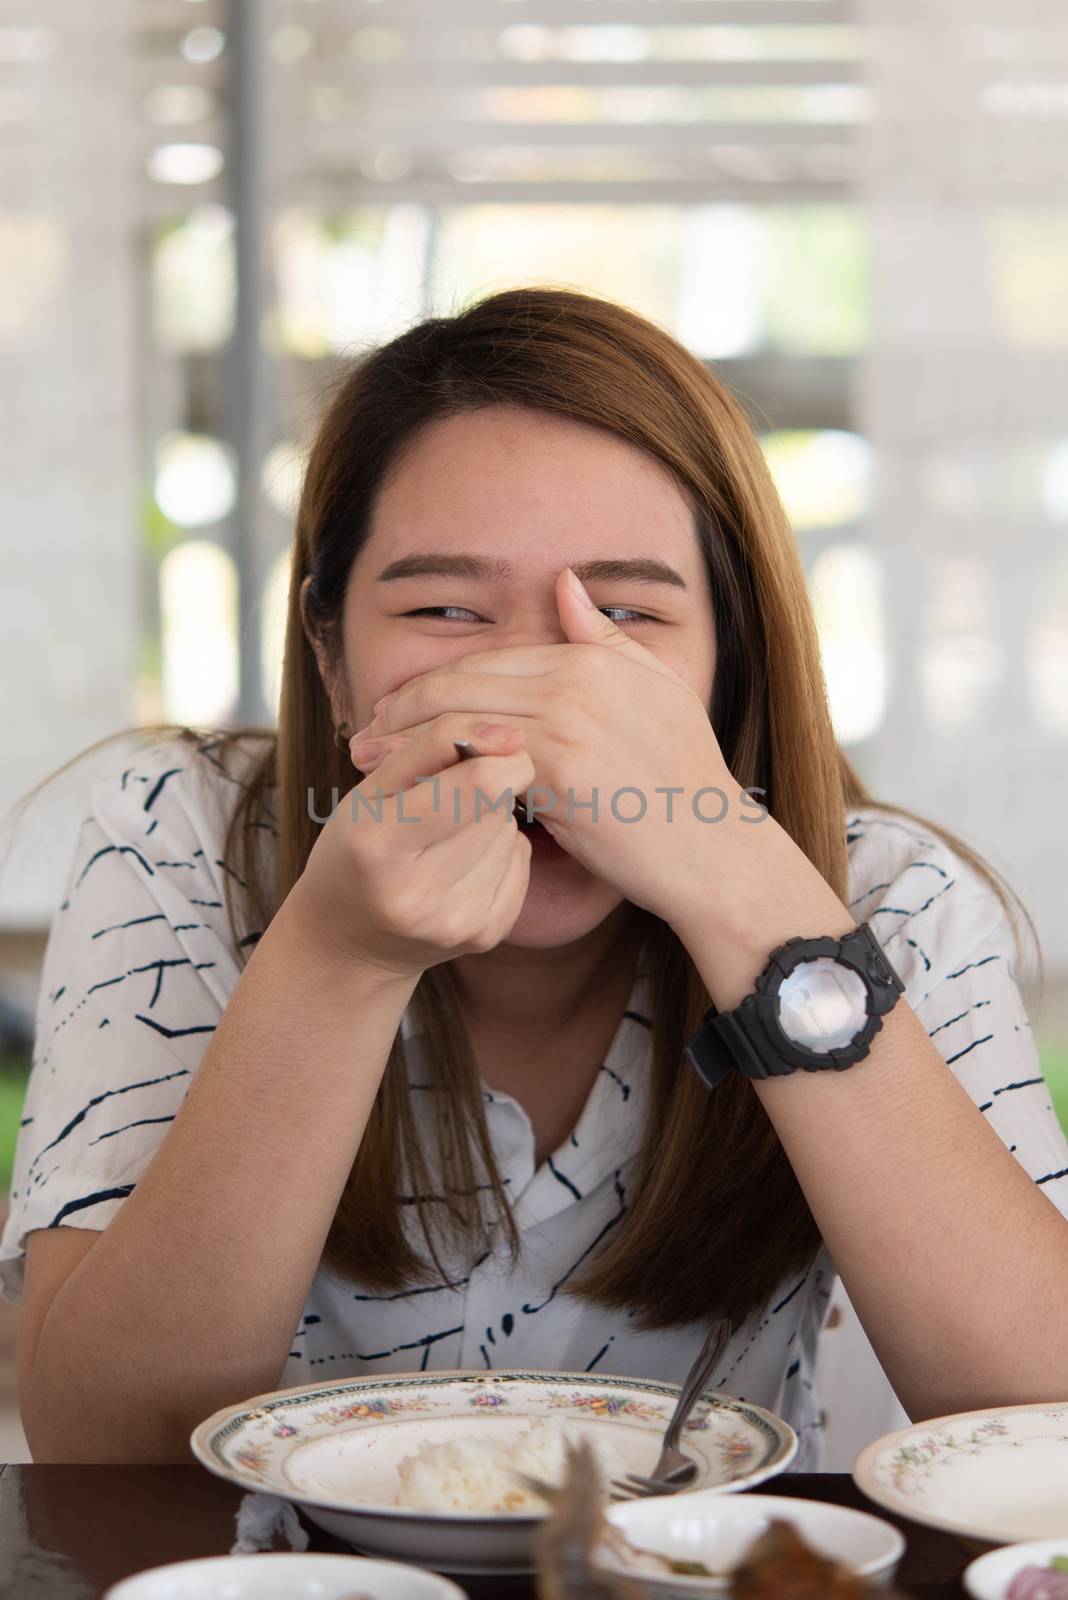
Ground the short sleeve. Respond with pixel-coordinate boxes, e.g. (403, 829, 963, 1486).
(0, 738, 267, 1305)
(847, 809, 1068, 1224)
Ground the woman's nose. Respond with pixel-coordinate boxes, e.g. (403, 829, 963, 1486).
(492, 610, 571, 649)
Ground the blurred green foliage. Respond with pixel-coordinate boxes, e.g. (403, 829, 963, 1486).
(0, 1057, 29, 1194)
(1039, 1039, 1068, 1138)
(140, 490, 182, 559)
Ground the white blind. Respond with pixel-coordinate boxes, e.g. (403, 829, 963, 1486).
(123, 2, 864, 211)
(265, 0, 863, 207)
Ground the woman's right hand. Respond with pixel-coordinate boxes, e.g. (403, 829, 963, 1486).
(285, 725, 535, 983)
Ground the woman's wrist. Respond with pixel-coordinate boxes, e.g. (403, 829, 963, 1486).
(667, 815, 854, 1012)
(269, 883, 424, 998)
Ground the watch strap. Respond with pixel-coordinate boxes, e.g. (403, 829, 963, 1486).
(684, 1007, 766, 1090)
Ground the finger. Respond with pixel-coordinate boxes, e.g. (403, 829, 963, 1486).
(352, 716, 526, 775)
(370, 617, 685, 736)
(371, 646, 565, 714)
(354, 743, 535, 845)
(368, 677, 542, 740)
(349, 730, 414, 772)
(422, 788, 530, 902)
(555, 566, 655, 662)
(469, 818, 533, 943)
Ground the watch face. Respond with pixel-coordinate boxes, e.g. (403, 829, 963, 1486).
(776, 957, 869, 1052)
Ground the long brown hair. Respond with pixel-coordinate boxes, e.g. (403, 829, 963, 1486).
(4, 286, 1041, 1334)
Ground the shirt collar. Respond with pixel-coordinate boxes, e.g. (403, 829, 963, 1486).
(400, 943, 655, 1230)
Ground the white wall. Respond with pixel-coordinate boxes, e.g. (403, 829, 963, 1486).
(857, 0, 1068, 973)
(0, 6, 140, 928)
(815, 1277, 911, 1472)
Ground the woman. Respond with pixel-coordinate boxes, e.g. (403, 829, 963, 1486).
(4, 287, 1067, 1466)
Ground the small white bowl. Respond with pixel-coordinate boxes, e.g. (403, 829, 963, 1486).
(963, 1539, 1068, 1599)
(591, 1490, 906, 1597)
(103, 1552, 468, 1600)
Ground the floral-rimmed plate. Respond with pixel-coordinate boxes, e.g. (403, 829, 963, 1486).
(852, 1401, 1068, 1550)
(190, 1369, 797, 1576)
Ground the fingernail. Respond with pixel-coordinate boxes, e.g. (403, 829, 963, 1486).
(473, 723, 512, 741)
(350, 738, 383, 763)
(349, 724, 373, 744)
(566, 566, 595, 609)
(373, 689, 398, 712)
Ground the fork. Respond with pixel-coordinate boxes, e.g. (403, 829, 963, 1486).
(611, 1314, 733, 1500)
(454, 737, 533, 821)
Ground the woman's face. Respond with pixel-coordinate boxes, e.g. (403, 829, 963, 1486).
(307, 403, 717, 948)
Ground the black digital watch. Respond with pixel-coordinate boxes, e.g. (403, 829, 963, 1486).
(684, 921, 906, 1092)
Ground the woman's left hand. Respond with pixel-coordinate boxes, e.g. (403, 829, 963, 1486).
(351, 566, 763, 927)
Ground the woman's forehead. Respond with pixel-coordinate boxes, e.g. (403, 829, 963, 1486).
(360, 412, 701, 576)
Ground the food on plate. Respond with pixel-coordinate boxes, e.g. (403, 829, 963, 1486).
(393, 1417, 628, 1514)
(610, 1515, 912, 1594)
(525, 1441, 914, 1600)
(529, 1435, 646, 1600)
(727, 1517, 912, 1597)
(1005, 1557, 1068, 1600)
(528, 1443, 913, 1598)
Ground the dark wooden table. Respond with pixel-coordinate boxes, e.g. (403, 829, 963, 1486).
(0, 1464, 981, 1599)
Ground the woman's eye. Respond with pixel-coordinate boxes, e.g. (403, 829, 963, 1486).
(403, 604, 655, 624)
(403, 606, 483, 622)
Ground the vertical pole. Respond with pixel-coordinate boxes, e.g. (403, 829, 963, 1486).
(227, 0, 268, 726)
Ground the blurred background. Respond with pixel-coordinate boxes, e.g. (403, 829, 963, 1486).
(1, 0, 1066, 1465)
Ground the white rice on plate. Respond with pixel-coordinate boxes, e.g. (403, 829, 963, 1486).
(394, 1417, 628, 1513)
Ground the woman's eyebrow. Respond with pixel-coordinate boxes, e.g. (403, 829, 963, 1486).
(374, 552, 688, 590)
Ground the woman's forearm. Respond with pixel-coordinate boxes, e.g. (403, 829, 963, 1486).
(24, 891, 419, 1462)
(671, 813, 1068, 1423)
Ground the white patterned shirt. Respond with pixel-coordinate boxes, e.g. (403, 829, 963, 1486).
(3, 737, 1067, 1471)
